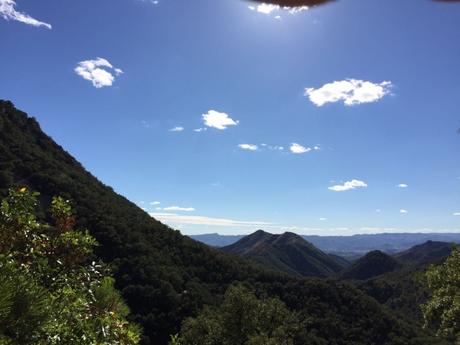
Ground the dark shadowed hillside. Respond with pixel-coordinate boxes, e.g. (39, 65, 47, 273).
(340, 250, 403, 280)
(222, 230, 346, 276)
(0, 100, 449, 345)
(394, 241, 455, 265)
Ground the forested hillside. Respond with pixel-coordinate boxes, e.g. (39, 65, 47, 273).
(222, 230, 345, 276)
(0, 100, 449, 345)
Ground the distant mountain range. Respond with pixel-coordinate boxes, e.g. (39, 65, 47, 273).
(191, 232, 460, 258)
(221, 230, 346, 277)
(215, 230, 457, 280)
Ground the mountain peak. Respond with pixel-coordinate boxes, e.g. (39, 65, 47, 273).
(341, 250, 402, 280)
(222, 230, 345, 277)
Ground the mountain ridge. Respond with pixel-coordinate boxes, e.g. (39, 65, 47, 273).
(222, 230, 346, 277)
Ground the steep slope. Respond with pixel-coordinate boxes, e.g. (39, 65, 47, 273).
(394, 241, 455, 265)
(222, 230, 345, 276)
(0, 100, 447, 345)
(340, 250, 403, 280)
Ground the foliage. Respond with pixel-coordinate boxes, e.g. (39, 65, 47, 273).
(171, 285, 301, 345)
(422, 246, 460, 343)
(0, 187, 140, 344)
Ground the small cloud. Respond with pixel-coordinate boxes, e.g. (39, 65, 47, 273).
(319, 217, 327, 221)
(0, 0, 52, 29)
(149, 201, 160, 205)
(248, 3, 309, 16)
(329, 179, 368, 192)
(290, 143, 311, 154)
(453, 212, 460, 216)
(74, 57, 123, 88)
(155, 207, 162, 210)
(314, 145, 321, 150)
(397, 183, 408, 188)
(141, 120, 150, 128)
(375, 209, 382, 213)
(170, 126, 184, 132)
(202, 110, 239, 130)
(238, 144, 258, 151)
(194, 128, 207, 132)
(163, 206, 195, 212)
(305, 79, 392, 107)
(288, 6, 309, 14)
(400, 209, 408, 214)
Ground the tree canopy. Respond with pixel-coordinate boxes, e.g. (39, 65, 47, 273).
(0, 187, 140, 344)
(422, 246, 460, 343)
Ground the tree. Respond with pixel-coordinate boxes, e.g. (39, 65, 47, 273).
(422, 246, 460, 343)
(0, 187, 140, 344)
(170, 284, 301, 345)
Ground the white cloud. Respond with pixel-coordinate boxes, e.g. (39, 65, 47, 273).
(150, 213, 271, 227)
(453, 212, 460, 216)
(329, 179, 368, 192)
(290, 143, 311, 154)
(288, 6, 309, 14)
(149, 201, 160, 205)
(170, 126, 184, 132)
(400, 209, 408, 214)
(305, 79, 392, 107)
(74, 57, 123, 88)
(397, 183, 408, 188)
(202, 110, 239, 130)
(319, 218, 327, 221)
(238, 144, 258, 151)
(194, 128, 207, 132)
(0, 0, 51, 29)
(163, 206, 195, 212)
(248, 3, 309, 16)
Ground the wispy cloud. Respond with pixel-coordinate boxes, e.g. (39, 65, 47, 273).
(0, 0, 51, 29)
(162, 206, 195, 212)
(202, 110, 239, 130)
(290, 143, 311, 154)
(238, 144, 258, 151)
(453, 212, 460, 216)
(397, 183, 408, 188)
(149, 201, 160, 205)
(170, 126, 184, 132)
(74, 57, 123, 88)
(150, 212, 272, 227)
(400, 209, 408, 214)
(305, 79, 392, 107)
(329, 179, 368, 192)
(194, 127, 207, 132)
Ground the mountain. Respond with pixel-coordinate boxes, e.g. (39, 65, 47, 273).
(394, 241, 455, 265)
(0, 100, 447, 345)
(340, 250, 403, 280)
(191, 232, 460, 256)
(222, 230, 346, 277)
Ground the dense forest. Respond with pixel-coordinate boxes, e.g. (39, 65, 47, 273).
(0, 100, 453, 344)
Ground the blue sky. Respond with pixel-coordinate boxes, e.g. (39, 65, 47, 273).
(1, 0, 460, 235)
